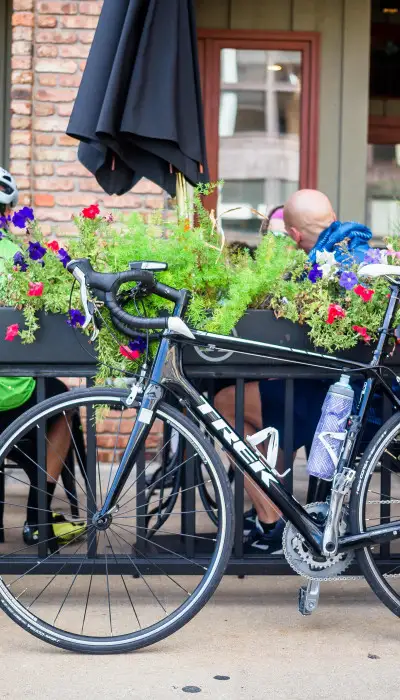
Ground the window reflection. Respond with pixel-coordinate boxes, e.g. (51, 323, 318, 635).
(218, 49, 302, 243)
(366, 143, 400, 239)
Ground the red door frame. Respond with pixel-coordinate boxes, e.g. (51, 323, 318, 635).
(197, 29, 320, 210)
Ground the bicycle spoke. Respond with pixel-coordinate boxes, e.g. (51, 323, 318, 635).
(2, 470, 89, 516)
(44, 419, 89, 503)
(53, 551, 87, 626)
(117, 478, 213, 519)
(105, 410, 124, 497)
(114, 521, 216, 542)
(28, 536, 88, 611)
(105, 530, 141, 630)
(117, 436, 173, 507)
(81, 544, 97, 636)
(64, 412, 97, 507)
(104, 531, 113, 637)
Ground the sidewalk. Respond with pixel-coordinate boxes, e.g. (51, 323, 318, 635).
(0, 575, 398, 700)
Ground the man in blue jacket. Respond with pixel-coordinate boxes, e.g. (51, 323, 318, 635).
(215, 189, 374, 554)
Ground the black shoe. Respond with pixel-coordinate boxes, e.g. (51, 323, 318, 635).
(23, 521, 38, 546)
(243, 507, 258, 535)
(243, 518, 285, 556)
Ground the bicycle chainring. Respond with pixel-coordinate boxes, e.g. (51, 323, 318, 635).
(282, 502, 354, 580)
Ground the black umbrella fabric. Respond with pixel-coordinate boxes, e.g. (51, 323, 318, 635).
(67, 0, 209, 197)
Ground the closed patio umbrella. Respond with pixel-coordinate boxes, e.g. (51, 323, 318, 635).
(67, 0, 209, 198)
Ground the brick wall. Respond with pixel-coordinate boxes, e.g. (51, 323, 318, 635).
(10, 0, 165, 236)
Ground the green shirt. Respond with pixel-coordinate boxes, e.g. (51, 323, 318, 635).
(0, 230, 36, 411)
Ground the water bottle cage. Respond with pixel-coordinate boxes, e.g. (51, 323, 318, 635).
(317, 431, 347, 469)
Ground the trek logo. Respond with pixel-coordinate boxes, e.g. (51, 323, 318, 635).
(198, 398, 279, 488)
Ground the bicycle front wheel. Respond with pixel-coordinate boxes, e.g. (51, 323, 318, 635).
(0, 388, 233, 653)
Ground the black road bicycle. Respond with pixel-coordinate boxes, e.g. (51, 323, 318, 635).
(0, 258, 400, 653)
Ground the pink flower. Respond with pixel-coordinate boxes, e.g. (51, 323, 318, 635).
(352, 325, 371, 342)
(326, 304, 346, 325)
(28, 281, 44, 297)
(119, 345, 140, 361)
(354, 284, 374, 302)
(46, 240, 59, 252)
(82, 204, 100, 220)
(5, 324, 19, 341)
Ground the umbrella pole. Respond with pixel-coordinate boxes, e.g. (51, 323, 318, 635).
(176, 172, 194, 225)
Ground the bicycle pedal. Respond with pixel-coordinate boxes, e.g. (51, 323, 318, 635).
(298, 580, 320, 616)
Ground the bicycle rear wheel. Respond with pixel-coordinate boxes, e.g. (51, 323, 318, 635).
(0, 388, 233, 653)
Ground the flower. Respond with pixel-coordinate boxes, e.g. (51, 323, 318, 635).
(128, 337, 147, 355)
(120, 345, 140, 361)
(82, 204, 100, 220)
(354, 284, 374, 302)
(106, 213, 114, 223)
(0, 215, 8, 231)
(326, 303, 346, 324)
(58, 248, 71, 268)
(363, 248, 382, 265)
(5, 324, 19, 342)
(28, 281, 44, 297)
(352, 325, 371, 342)
(12, 206, 34, 229)
(46, 240, 59, 252)
(67, 309, 86, 327)
(339, 271, 358, 290)
(315, 250, 338, 279)
(28, 241, 46, 261)
(13, 251, 28, 272)
(308, 264, 323, 284)
(386, 245, 400, 260)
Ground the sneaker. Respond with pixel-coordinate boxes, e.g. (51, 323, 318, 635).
(243, 518, 285, 555)
(243, 507, 258, 535)
(23, 513, 87, 547)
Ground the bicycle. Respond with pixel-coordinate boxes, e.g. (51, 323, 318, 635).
(0, 257, 400, 653)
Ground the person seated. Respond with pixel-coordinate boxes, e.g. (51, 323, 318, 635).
(0, 167, 85, 547)
(215, 189, 374, 555)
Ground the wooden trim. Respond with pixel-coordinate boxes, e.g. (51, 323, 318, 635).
(197, 29, 320, 212)
(369, 115, 400, 144)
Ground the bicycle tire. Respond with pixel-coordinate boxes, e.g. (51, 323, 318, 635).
(0, 387, 234, 653)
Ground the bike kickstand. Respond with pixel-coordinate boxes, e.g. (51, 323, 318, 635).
(298, 579, 320, 616)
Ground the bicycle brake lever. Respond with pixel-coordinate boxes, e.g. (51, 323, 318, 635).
(71, 266, 93, 330)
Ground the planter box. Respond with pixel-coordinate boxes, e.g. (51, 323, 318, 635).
(0, 309, 96, 366)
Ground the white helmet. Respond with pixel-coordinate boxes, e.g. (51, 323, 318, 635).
(0, 168, 19, 208)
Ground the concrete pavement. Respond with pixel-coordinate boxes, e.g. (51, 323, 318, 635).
(0, 575, 398, 700)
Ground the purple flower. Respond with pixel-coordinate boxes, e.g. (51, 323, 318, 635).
(0, 216, 8, 231)
(308, 264, 323, 283)
(12, 207, 34, 229)
(13, 251, 28, 272)
(339, 270, 358, 291)
(128, 337, 147, 354)
(363, 248, 382, 265)
(67, 309, 86, 328)
(58, 248, 71, 268)
(28, 241, 46, 261)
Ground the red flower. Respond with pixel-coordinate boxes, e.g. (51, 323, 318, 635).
(82, 204, 100, 220)
(46, 240, 59, 252)
(28, 281, 44, 297)
(354, 284, 374, 302)
(352, 325, 371, 342)
(119, 345, 140, 361)
(326, 303, 346, 325)
(5, 324, 19, 342)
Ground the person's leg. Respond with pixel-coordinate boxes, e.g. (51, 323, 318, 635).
(214, 382, 282, 524)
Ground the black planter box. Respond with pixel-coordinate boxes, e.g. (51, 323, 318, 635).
(0, 309, 96, 365)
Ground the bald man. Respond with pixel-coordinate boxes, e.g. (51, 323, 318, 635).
(215, 189, 373, 554)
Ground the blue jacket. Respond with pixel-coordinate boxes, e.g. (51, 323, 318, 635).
(308, 221, 372, 266)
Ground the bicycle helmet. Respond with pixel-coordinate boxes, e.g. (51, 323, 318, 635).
(0, 168, 19, 209)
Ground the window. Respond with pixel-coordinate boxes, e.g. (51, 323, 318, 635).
(198, 31, 319, 243)
(366, 143, 400, 239)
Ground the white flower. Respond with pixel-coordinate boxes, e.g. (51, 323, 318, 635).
(315, 250, 338, 279)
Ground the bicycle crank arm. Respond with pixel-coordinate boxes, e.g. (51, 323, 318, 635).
(322, 468, 355, 556)
(338, 520, 400, 552)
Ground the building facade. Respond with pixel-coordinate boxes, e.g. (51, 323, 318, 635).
(1, 0, 400, 241)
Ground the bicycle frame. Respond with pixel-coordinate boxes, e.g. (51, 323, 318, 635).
(98, 284, 400, 557)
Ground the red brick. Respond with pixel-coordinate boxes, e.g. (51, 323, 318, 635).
(36, 45, 58, 58)
(34, 116, 70, 132)
(145, 197, 164, 209)
(36, 59, 77, 73)
(34, 194, 55, 207)
(11, 87, 32, 100)
(34, 163, 54, 176)
(60, 45, 90, 59)
(36, 148, 76, 161)
(132, 180, 163, 195)
(80, 30, 96, 44)
(34, 102, 55, 116)
(12, 12, 34, 26)
(13, 26, 33, 41)
(58, 134, 76, 146)
(56, 163, 91, 177)
(35, 133, 55, 146)
(35, 178, 74, 191)
(79, 60, 87, 71)
(11, 115, 32, 129)
(11, 100, 32, 116)
(59, 74, 81, 87)
(78, 178, 103, 192)
(80, 2, 102, 15)
(100, 195, 142, 209)
(35, 208, 74, 222)
(55, 193, 98, 206)
(10, 160, 30, 176)
(38, 74, 57, 86)
(10, 145, 31, 160)
(13, 0, 33, 9)
(58, 103, 73, 117)
(20, 193, 32, 206)
(37, 88, 76, 102)
(11, 131, 32, 145)
(12, 41, 32, 56)
(38, 2, 78, 13)
(38, 15, 58, 28)
(15, 177, 31, 190)
(11, 70, 33, 84)
(11, 56, 32, 70)
(36, 30, 77, 44)
(61, 15, 98, 28)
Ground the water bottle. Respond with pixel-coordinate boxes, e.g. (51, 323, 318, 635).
(307, 375, 354, 481)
